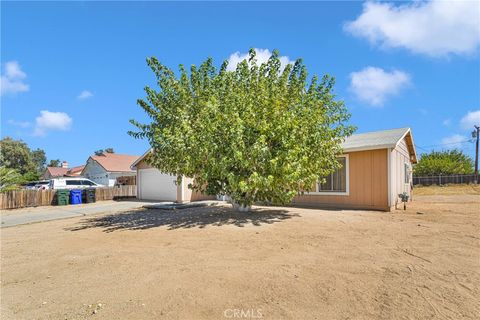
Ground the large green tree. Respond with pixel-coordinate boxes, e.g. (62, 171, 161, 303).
(0, 137, 48, 181)
(129, 49, 354, 209)
(414, 150, 474, 175)
(0, 137, 36, 174)
(31, 148, 47, 174)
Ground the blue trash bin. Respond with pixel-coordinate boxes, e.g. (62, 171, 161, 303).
(70, 189, 83, 205)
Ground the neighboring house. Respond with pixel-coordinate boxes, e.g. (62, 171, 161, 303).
(81, 153, 139, 187)
(133, 127, 417, 211)
(42, 161, 84, 179)
(131, 153, 215, 202)
(294, 127, 417, 211)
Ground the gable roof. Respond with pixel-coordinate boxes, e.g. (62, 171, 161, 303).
(45, 164, 86, 177)
(342, 127, 417, 163)
(45, 166, 69, 177)
(131, 149, 152, 169)
(86, 153, 140, 173)
(65, 165, 85, 176)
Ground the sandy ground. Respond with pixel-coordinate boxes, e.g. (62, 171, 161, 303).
(1, 193, 479, 319)
(413, 183, 480, 196)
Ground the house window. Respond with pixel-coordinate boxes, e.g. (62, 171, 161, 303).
(404, 163, 410, 183)
(317, 156, 348, 194)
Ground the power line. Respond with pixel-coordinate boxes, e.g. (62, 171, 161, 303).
(415, 145, 430, 152)
(415, 139, 473, 149)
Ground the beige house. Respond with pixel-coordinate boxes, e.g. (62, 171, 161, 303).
(133, 127, 417, 211)
(294, 127, 417, 211)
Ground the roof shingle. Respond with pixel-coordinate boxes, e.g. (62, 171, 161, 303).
(341, 127, 411, 152)
(91, 153, 139, 172)
(45, 167, 69, 177)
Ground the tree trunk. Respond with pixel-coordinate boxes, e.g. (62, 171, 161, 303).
(231, 201, 252, 212)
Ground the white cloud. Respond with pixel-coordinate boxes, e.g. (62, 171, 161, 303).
(349, 66, 410, 106)
(460, 110, 480, 130)
(344, 0, 480, 57)
(441, 134, 467, 149)
(77, 90, 93, 100)
(442, 118, 451, 126)
(5, 61, 26, 79)
(1, 61, 29, 96)
(7, 119, 31, 128)
(33, 110, 72, 137)
(226, 48, 294, 72)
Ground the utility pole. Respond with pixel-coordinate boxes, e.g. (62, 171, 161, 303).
(474, 125, 480, 184)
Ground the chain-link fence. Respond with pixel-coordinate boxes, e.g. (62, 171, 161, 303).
(413, 174, 477, 186)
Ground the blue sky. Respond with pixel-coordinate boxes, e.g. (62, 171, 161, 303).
(2, 1, 479, 165)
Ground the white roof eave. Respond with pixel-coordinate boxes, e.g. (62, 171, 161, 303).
(130, 148, 152, 170)
(342, 144, 397, 153)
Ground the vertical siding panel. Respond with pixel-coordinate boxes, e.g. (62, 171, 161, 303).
(293, 149, 389, 210)
(368, 152, 373, 206)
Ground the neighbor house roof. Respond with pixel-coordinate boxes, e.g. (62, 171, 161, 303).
(65, 165, 85, 176)
(44, 165, 86, 177)
(45, 166, 69, 177)
(342, 127, 417, 163)
(84, 153, 140, 173)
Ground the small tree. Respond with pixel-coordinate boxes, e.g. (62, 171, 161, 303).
(22, 171, 40, 183)
(94, 148, 114, 155)
(48, 159, 61, 167)
(129, 49, 354, 209)
(0, 167, 23, 192)
(414, 150, 474, 175)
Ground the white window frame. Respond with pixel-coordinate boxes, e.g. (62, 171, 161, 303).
(308, 154, 350, 196)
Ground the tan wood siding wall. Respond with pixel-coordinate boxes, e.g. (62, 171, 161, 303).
(293, 149, 389, 211)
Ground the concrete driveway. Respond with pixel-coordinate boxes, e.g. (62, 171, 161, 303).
(1, 200, 154, 228)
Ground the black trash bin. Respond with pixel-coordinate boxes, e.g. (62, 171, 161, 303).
(85, 188, 96, 203)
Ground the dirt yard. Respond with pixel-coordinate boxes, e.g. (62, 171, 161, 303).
(1, 191, 479, 319)
(413, 183, 480, 196)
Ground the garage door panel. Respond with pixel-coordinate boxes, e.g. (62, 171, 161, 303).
(139, 169, 177, 201)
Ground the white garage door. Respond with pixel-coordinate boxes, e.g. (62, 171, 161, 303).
(138, 168, 177, 201)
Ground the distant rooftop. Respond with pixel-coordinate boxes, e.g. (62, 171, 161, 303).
(90, 153, 139, 172)
(45, 166, 69, 177)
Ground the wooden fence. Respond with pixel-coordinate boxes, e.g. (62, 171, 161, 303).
(413, 174, 477, 186)
(0, 186, 137, 210)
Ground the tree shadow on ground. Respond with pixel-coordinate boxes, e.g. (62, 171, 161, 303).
(66, 205, 298, 232)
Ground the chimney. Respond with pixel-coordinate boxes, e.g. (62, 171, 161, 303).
(61, 161, 69, 168)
